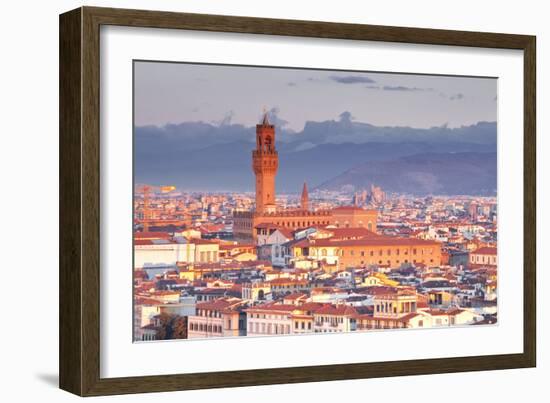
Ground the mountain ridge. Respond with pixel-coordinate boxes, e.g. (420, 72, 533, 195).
(317, 152, 497, 196)
(134, 118, 497, 194)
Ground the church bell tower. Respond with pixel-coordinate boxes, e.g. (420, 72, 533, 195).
(253, 113, 278, 213)
(301, 181, 309, 211)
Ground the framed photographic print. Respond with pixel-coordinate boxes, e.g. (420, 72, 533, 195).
(59, 6, 536, 396)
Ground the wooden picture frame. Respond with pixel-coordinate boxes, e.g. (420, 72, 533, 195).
(59, 6, 536, 396)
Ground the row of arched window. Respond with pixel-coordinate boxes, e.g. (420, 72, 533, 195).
(341, 248, 434, 257)
(273, 220, 330, 227)
(189, 323, 222, 333)
(197, 309, 221, 318)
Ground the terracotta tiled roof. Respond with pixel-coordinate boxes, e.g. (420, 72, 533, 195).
(447, 308, 466, 315)
(134, 297, 163, 306)
(199, 224, 226, 233)
(219, 243, 255, 250)
(321, 227, 380, 239)
(298, 302, 325, 312)
(150, 290, 180, 296)
(472, 247, 497, 255)
(283, 293, 307, 300)
(268, 278, 308, 285)
(195, 297, 245, 312)
(276, 228, 294, 239)
(134, 239, 178, 246)
(423, 309, 458, 316)
(398, 312, 421, 322)
(134, 231, 171, 240)
(313, 304, 357, 316)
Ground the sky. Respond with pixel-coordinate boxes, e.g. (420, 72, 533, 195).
(134, 61, 497, 131)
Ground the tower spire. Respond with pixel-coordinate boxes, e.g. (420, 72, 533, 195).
(301, 181, 309, 211)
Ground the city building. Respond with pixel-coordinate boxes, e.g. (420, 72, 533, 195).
(187, 297, 247, 339)
(312, 304, 357, 333)
(291, 237, 442, 270)
(246, 303, 295, 336)
(469, 246, 497, 268)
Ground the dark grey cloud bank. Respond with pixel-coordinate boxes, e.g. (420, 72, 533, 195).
(135, 113, 497, 195)
(381, 85, 430, 92)
(329, 75, 376, 84)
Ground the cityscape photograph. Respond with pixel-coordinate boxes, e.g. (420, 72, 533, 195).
(133, 61, 498, 342)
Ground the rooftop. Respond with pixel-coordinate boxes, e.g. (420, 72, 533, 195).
(472, 247, 497, 255)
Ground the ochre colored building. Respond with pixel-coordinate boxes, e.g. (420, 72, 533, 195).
(292, 236, 442, 270)
(233, 114, 378, 240)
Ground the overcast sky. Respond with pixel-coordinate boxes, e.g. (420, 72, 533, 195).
(134, 61, 497, 131)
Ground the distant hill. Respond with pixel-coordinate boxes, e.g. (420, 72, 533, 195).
(316, 152, 497, 196)
(134, 117, 497, 194)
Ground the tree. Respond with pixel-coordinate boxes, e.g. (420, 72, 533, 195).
(171, 316, 188, 339)
(156, 313, 188, 340)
